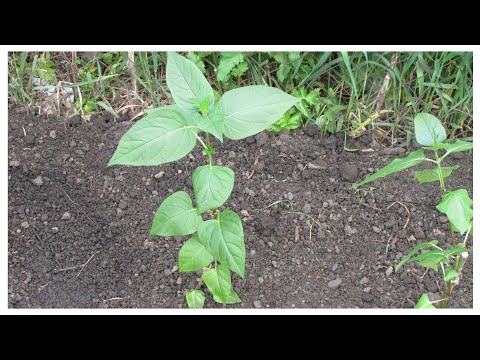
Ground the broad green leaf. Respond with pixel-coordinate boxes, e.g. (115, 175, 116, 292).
(395, 240, 439, 272)
(150, 192, 202, 236)
(442, 139, 473, 155)
(185, 290, 205, 309)
(436, 189, 473, 235)
(213, 288, 241, 304)
(414, 113, 446, 146)
(197, 210, 245, 278)
(444, 269, 458, 283)
(178, 234, 214, 272)
(444, 246, 471, 258)
(415, 294, 436, 309)
(166, 52, 214, 113)
(221, 85, 300, 140)
(203, 264, 232, 303)
(217, 52, 244, 82)
(192, 104, 225, 142)
(414, 165, 459, 184)
(108, 108, 197, 166)
(352, 149, 426, 189)
(410, 250, 445, 271)
(192, 165, 234, 213)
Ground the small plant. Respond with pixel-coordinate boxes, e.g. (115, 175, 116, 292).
(353, 113, 473, 308)
(269, 86, 346, 134)
(108, 52, 299, 308)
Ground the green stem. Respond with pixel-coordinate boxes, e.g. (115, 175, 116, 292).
(206, 133, 213, 166)
(434, 149, 446, 193)
(192, 131, 208, 149)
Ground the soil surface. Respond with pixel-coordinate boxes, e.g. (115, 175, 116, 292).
(8, 108, 474, 309)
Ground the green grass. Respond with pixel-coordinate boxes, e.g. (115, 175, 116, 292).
(7, 51, 473, 143)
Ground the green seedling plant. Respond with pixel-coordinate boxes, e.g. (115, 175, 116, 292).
(353, 113, 473, 309)
(108, 52, 299, 308)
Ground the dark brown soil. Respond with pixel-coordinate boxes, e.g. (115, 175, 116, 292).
(8, 109, 474, 309)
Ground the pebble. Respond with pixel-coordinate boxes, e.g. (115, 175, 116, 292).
(176, 277, 182, 285)
(328, 278, 342, 290)
(241, 210, 250, 217)
(154, 171, 165, 179)
(171, 266, 179, 273)
(250, 249, 256, 256)
(386, 267, 394, 276)
(439, 216, 449, 224)
(41, 214, 48, 221)
(308, 160, 328, 170)
(372, 226, 381, 233)
(255, 132, 268, 146)
(297, 163, 304, 171)
(49, 130, 57, 139)
(21, 221, 29, 229)
(339, 163, 358, 182)
(258, 277, 264, 284)
(271, 261, 277, 268)
(344, 224, 358, 237)
(363, 287, 372, 293)
(31, 176, 43, 186)
(61, 212, 72, 221)
(51, 227, 59, 233)
(253, 300, 262, 309)
(385, 219, 396, 228)
(414, 227, 425, 239)
(287, 192, 294, 201)
(331, 263, 339, 272)
(118, 201, 127, 210)
(10, 160, 20, 167)
(302, 203, 312, 214)
(117, 208, 124, 217)
(359, 277, 369, 285)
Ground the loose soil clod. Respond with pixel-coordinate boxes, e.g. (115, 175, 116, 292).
(7, 109, 473, 309)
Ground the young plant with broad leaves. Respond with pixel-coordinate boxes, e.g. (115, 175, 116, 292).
(353, 113, 473, 309)
(108, 52, 299, 308)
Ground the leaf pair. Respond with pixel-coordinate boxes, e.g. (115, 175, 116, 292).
(109, 52, 299, 167)
(150, 164, 235, 237)
(185, 265, 241, 308)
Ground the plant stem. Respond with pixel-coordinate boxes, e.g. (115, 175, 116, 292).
(434, 149, 446, 193)
(206, 133, 213, 166)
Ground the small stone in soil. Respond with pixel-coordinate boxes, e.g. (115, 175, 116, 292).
(258, 277, 264, 284)
(51, 227, 59, 233)
(414, 227, 425, 239)
(154, 171, 165, 179)
(249, 249, 256, 256)
(385, 267, 394, 277)
(287, 192, 294, 200)
(302, 203, 312, 214)
(118, 201, 127, 210)
(31, 176, 43, 186)
(176, 277, 182, 285)
(328, 278, 342, 290)
(21, 221, 29, 229)
(372, 226, 381, 233)
(255, 132, 268, 146)
(49, 130, 57, 139)
(10, 160, 20, 167)
(253, 300, 262, 309)
(331, 263, 339, 272)
(339, 163, 358, 182)
(362, 293, 374, 303)
(359, 277, 369, 285)
(344, 224, 357, 236)
(61, 212, 72, 221)
(439, 216, 449, 224)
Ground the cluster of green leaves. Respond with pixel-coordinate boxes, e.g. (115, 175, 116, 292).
(109, 52, 298, 308)
(269, 86, 346, 134)
(353, 113, 473, 309)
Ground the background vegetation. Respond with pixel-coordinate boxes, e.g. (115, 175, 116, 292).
(8, 51, 473, 145)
